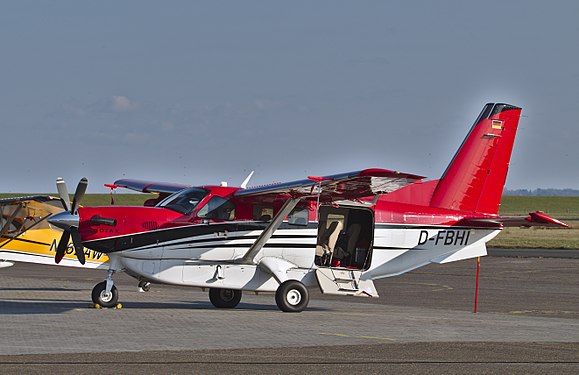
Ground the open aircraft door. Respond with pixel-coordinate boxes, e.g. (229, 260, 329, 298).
(314, 206, 378, 297)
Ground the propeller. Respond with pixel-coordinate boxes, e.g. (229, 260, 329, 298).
(71, 178, 87, 215)
(56, 177, 70, 212)
(70, 226, 85, 264)
(54, 229, 70, 264)
(51, 177, 88, 265)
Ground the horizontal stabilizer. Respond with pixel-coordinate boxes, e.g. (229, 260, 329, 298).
(461, 211, 569, 228)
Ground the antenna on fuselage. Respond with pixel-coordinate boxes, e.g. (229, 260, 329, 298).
(240, 171, 255, 189)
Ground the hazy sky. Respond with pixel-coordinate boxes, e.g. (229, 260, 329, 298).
(1, 1, 578, 193)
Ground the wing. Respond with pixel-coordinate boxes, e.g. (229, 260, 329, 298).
(111, 179, 191, 194)
(235, 168, 425, 203)
(0, 195, 62, 205)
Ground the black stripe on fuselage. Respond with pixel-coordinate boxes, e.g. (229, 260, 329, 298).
(374, 224, 488, 230)
(84, 222, 316, 253)
(135, 242, 316, 252)
(1, 236, 51, 247)
(129, 233, 318, 252)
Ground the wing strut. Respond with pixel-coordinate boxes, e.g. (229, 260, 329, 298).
(241, 198, 301, 264)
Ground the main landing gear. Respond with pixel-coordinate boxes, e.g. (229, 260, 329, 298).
(209, 288, 242, 308)
(208, 280, 309, 312)
(275, 280, 309, 313)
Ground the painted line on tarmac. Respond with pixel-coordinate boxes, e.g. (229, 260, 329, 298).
(488, 248, 579, 258)
(319, 332, 397, 342)
(509, 310, 578, 317)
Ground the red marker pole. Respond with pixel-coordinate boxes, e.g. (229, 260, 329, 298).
(473, 256, 481, 313)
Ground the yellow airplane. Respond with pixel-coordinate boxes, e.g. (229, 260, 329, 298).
(0, 195, 108, 269)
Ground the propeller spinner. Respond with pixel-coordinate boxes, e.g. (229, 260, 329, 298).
(50, 177, 88, 265)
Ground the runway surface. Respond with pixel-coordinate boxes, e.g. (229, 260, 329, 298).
(0, 255, 578, 374)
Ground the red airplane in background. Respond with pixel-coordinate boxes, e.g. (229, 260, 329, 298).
(49, 103, 567, 312)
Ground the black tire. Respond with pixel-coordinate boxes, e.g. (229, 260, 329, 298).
(275, 280, 309, 313)
(91, 281, 118, 308)
(209, 288, 242, 309)
(138, 281, 151, 292)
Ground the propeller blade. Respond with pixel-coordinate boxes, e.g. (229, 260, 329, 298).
(71, 177, 88, 214)
(55, 230, 70, 264)
(56, 177, 70, 212)
(69, 226, 85, 265)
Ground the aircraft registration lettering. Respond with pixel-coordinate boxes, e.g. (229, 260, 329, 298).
(49, 239, 105, 261)
(417, 230, 471, 247)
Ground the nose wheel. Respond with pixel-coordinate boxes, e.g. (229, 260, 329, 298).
(92, 281, 119, 308)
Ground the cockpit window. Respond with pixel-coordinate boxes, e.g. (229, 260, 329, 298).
(156, 187, 208, 214)
(197, 196, 235, 220)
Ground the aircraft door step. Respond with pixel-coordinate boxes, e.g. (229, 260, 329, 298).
(315, 268, 378, 297)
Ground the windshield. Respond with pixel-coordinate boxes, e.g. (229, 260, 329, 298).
(156, 187, 208, 214)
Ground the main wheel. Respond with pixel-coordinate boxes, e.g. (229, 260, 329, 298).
(92, 281, 118, 308)
(209, 288, 242, 309)
(275, 280, 309, 313)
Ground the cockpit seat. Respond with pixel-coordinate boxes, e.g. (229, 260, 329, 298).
(333, 223, 361, 261)
(315, 220, 343, 259)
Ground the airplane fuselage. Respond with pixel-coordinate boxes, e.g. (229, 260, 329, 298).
(80, 198, 501, 296)
(114, 224, 499, 290)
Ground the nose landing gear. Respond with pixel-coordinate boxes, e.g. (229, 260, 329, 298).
(91, 281, 119, 308)
(91, 269, 120, 308)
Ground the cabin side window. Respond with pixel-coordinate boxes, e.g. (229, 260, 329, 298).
(197, 196, 235, 220)
(253, 205, 273, 222)
(288, 207, 309, 226)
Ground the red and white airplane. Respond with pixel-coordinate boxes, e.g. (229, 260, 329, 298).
(49, 103, 567, 312)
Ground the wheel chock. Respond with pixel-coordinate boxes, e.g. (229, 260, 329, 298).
(88, 303, 122, 309)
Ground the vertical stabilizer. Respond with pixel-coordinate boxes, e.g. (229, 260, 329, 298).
(430, 103, 522, 214)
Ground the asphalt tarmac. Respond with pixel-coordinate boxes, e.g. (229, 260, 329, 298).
(0, 254, 578, 374)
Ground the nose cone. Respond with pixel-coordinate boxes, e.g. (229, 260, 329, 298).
(48, 211, 79, 231)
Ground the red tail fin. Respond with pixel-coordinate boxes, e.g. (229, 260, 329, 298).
(430, 103, 522, 214)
